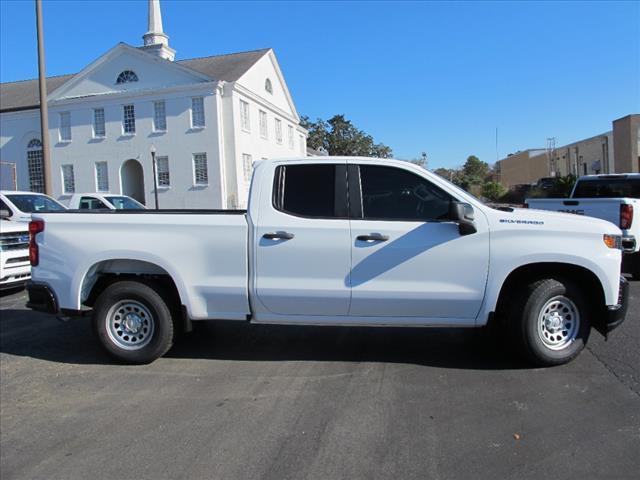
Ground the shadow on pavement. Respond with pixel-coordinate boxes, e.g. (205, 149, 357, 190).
(0, 308, 528, 370)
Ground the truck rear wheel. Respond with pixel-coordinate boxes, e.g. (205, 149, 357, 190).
(509, 278, 591, 367)
(93, 280, 175, 364)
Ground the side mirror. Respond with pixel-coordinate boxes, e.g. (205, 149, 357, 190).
(449, 201, 477, 235)
(0, 209, 11, 219)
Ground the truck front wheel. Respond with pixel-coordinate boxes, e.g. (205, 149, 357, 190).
(510, 278, 591, 367)
(93, 280, 175, 364)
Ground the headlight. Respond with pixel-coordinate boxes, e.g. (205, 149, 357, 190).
(603, 234, 622, 250)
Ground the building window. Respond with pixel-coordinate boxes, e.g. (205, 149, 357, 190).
(299, 135, 305, 154)
(123, 104, 136, 134)
(116, 70, 138, 84)
(95, 162, 109, 192)
(156, 155, 170, 187)
(242, 153, 253, 183)
(153, 101, 167, 131)
(191, 97, 205, 128)
(239, 99, 250, 132)
(275, 118, 283, 144)
(93, 108, 105, 138)
(193, 153, 208, 185)
(265, 78, 273, 94)
(59, 112, 71, 141)
(61, 164, 75, 194)
(259, 110, 268, 138)
(288, 125, 294, 149)
(26, 139, 44, 193)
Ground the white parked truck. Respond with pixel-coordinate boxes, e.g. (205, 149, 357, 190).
(526, 174, 640, 278)
(0, 219, 30, 289)
(26, 157, 629, 366)
(67, 193, 146, 211)
(0, 191, 67, 222)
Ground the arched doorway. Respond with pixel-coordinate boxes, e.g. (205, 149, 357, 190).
(120, 159, 145, 205)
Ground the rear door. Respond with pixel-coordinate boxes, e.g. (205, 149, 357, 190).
(347, 162, 490, 319)
(254, 161, 352, 316)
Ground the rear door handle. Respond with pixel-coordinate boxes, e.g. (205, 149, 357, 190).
(356, 233, 389, 242)
(263, 231, 295, 240)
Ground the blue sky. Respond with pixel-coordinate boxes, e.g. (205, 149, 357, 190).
(1, 0, 638, 169)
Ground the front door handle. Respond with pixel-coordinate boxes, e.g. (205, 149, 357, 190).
(263, 231, 295, 240)
(356, 233, 389, 242)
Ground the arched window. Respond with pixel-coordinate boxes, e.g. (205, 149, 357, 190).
(265, 78, 273, 94)
(26, 138, 44, 193)
(116, 70, 139, 84)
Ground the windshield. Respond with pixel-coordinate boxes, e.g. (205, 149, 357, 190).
(6, 194, 66, 213)
(104, 196, 145, 210)
(572, 178, 640, 199)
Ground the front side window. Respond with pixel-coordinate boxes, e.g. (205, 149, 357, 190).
(95, 161, 109, 192)
(275, 118, 283, 144)
(191, 97, 205, 128)
(61, 164, 75, 194)
(156, 155, 170, 187)
(104, 196, 145, 210)
(193, 153, 208, 185)
(123, 104, 136, 134)
(273, 164, 340, 218)
(59, 112, 71, 141)
(259, 110, 268, 138)
(93, 108, 105, 138)
(358, 165, 453, 221)
(26, 139, 44, 193)
(153, 101, 167, 131)
(242, 153, 253, 183)
(240, 100, 250, 132)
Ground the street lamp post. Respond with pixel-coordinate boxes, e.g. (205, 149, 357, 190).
(150, 145, 159, 210)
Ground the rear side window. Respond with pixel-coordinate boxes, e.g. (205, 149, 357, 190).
(572, 178, 640, 199)
(358, 165, 453, 221)
(79, 197, 109, 210)
(273, 164, 346, 218)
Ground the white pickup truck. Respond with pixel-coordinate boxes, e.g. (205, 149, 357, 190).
(26, 157, 629, 366)
(526, 174, 640, 278)
(67, 193, 146, 211)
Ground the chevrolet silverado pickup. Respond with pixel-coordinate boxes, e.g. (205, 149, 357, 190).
(526, 174, 640, 277)
(26, 157, 629, 366)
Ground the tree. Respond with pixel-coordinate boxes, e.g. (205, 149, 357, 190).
(481, 181, 506, 201)
(300, 114, 393, 158)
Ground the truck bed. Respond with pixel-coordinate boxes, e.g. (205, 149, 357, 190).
(31, 210, 250, 320)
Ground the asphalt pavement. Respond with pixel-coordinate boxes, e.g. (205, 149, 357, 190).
(1, 281, 638, 480)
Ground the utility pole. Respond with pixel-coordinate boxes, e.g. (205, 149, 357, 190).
(35, 0, 52, 195)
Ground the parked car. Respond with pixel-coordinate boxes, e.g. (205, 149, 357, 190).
(0, 219, 30, 290)
(526, 174, 640, 277)
(26, 157, 628, 366)
(67, 193, 146, 210)
(0, 191, 67, 222)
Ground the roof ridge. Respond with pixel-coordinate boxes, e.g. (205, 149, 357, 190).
(0, 72, 75, 86)
(177, 47, 271, 63)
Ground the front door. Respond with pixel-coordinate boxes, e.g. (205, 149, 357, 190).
(348, 163, 489, 319)
(254, 161, 352, 317)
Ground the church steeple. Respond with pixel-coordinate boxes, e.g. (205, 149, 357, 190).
(140, 0, 175, 61)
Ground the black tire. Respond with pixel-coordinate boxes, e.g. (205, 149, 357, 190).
(509, 278, 591, 367)
(93, 280, 175, 364)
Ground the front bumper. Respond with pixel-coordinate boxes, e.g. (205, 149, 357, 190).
(26, 282, 58, 314)
(621, 235, 636, 253)
(595, 276, 629, 336)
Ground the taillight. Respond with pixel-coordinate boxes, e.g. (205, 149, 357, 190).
(620, 204, 633, 230)
(29, 220, 44, 266)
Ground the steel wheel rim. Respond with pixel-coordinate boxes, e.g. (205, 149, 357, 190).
(105, 300, 155, 351)
(537, 295, 580, 350)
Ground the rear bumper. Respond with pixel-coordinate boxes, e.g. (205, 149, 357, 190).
(26, 282, 58, 314)
(596, 276, 629, 336)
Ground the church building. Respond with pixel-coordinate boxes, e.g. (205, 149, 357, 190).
(0, 0, 307, 208)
